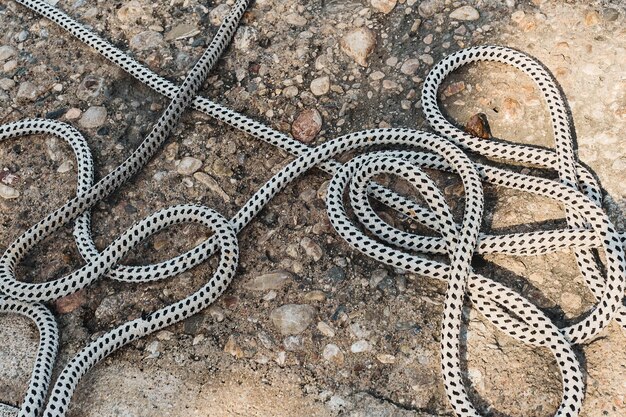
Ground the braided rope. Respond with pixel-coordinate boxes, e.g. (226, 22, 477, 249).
(0, 1, 624, 416)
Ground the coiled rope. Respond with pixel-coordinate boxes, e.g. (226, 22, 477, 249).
(0, 1, 624, 416)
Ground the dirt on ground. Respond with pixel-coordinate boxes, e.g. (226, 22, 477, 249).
(0, 0, 625, 416)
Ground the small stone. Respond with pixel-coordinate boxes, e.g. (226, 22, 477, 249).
(317, 321, 335, 337)
(224, 335, 244, 358)
(370, 269, 388, 287)
(465, 113, 491, 139)
(310, 76, 330, 96)
(350, 340, 372, 353)
(194, 172, 231, 202)
(450, 5, 480, 21)
(263, 290, 277, 301)
(418, 0, 444, 18)
(78, 106, 107, 128)
(209, 4, 231, 26)
(57, 160, 73, 173)
(116, 1, 146, 22)
(443, 81, 465, 97)
(340, 27, 377, 67)
(76, 75, 104, 101)
(561, 292, 582, 311)
(292, 108, 323, 143)
(400, 58, 420, 75)
(502, 97, 524, 120)
(419, 54, 434, 65)
(270, 304, 316, 335)
(283, 335, 303, 351)
(327, 266, 346, 282)
(145, 341, 160, 359)
(382, 80, 399, 90)
(129, 31, 163, 51)
(322, 344, 344, 364)
(370, 0, 397, 14)
(155, 331, 172, 341)
(177, 156, 202, 175)
(165, 24, 200, 41)
(286, 13, 307, 26)
(3, 60, 17, 72)
(303, 290, 327, 302)
(0, 78, 15, 90)
(65, 108, 82, 120)
(53, 290, 85, 314)
(0, 45, 17, 62)
(16, 82, 40, 101)
(376, 354, 396, 364)
(584, 10, 600, 26)
(300, 237, 323, 261)
(369, 71, 385, 81)
(0, 171, 19, 186)
(0, 184, 19, 199)
(283, 85, 298, 98)
(244, 271, 293, 291)
(423, 33, 433, 45)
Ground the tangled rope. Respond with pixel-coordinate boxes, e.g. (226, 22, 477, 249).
(0, 1, 624, 416)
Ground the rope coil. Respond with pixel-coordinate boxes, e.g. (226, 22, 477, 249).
(0, 1, 623, 416)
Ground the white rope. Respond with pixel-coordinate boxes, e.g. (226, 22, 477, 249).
(0, 1, 624, 416)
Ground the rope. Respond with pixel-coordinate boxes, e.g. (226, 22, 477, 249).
(0, 1, 624, 416)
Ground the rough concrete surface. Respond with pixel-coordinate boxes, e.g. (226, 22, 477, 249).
(0, 0, 625, 416)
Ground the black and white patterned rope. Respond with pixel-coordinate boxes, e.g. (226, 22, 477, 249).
(0, 1, 624, 416)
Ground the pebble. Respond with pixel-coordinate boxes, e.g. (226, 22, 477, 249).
(370, 0, 397, 14)
(283, 335, 303, 351)
(193, 172, 231, 202)
(224, 335, 244, 358)
(0, 45, 17, 62)
(65, 108, 82, 120)
(3, 60, 16, 73)
(350, 340, 372, 353)
(116, 1, 145, 23)
(322, 344, 344, 364)
(400, 58, 420, 75)
(561, 292, 582, 311)
(145, 341, 160, 359)
(292, 108, 323, 143)
(76, 75, 104, 101)
(443, 81, 465, 97)
(303, 290, 327, 302)
(419, 53, 434, 65)
(340, 28, 376, 67)
(502, 97, 524, 120)
(317, 321, 335, 337)
(0, 184, 19, 200)
(54, 290, 86, 314)
(286, 13, 307, 26)
(165, 24, 200, 41)
(78, 106, 107, 128)
(300, 237, 323, 261)
(326, 266, 346, 282)
(129, 31, 163, 51)
(418, 0, 444, 18)
(369, 71, 385, 81)
(209, 4, 231, 26)
(376, 354, 396, 364)
(310, 76, 330, 96)
(16, 82, 40, 101)
(0, 78, 15, 90)
(244, 270, 293, 291)
(465, 113, 491, 139)
(57, 160, 73, 173)
(270, 304, 316, 335)
(177, 156, 202, 175)
(283, 85, 298, 98)
(450, 5, 480, 21)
